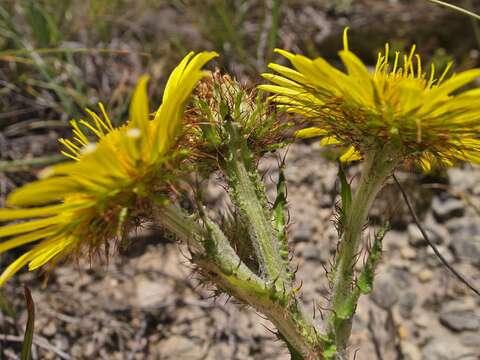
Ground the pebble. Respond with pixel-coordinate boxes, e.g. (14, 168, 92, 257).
(422, 337, 476, 360)
(135, 277, 172, 309)
(445, 218, 480, 266)
(417, 269, 433, 283)
(155, 335, 203, 359)
(371, 274, 399, 310)
(439, 309, 480, 332)
(398, 292, 417, 318)
(292, 222, 314, 243)
(400, 247, 417, 260)
(431, 196, 465, 222)
(402, 342, 422, 360)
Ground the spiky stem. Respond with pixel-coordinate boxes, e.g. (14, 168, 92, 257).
(222, 122, 291, 290)
(154, 203, 327, 359)
(328, 149, 398, 359)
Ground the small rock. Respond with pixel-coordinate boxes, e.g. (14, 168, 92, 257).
(414, 313, 431, 329)
(417, 269, 433, 283)
(42, 321, 57, 337)
(449, 238, 480, 266)
(298, 242, 322, 262)
(461, 332, 480, 348)
(156, 336, 203, 359)
(402, 342, 422, 360)
(292, 223, 313, 243)
(448, 167, 476, 192)
(398, 292, 417, 318)
(407, 223, 428, 247)
(371, 275, 398, 310)
(439, 309, 480, 332)
(422, 337, 475, 360)
(431, 196, 464, 222)
(135, 277, 172, 309)
(447, 218, 480, 266)
(425, 245, 454, 268)
(400, 247, 416, 260)
(407, 223, 443, 247)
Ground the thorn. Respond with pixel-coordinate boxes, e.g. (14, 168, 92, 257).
(260, 323, 277, 335)
(293, 280, 303, 293)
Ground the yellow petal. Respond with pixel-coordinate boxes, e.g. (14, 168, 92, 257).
(0, 251, 35, 286)
(152, 51, 218, 159)
(28, 237, 75, 270)
(7, 178, 75, 206)
(294, 128, 327, 139)
(320, 136, 341, 146)
(339, 146, 361, 162)
(0, 216, 59, 238)
(0, 227, 56, 254)
(129, 74, 150, 142)
(0, 204, 66, 221)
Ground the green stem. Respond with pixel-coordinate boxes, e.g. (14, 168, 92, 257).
(223, 122, 290, 289)
(153, 203, 325, 358)
(154, 203, 204, 254)
(329, 149, 398, 358)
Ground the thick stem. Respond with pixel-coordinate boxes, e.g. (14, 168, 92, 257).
(154, 204, 326, 359)
(329, 149, 398, 358)
(223, 122, 290, 289)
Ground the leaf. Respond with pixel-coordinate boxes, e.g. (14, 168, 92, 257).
(21, 286, 35, 360)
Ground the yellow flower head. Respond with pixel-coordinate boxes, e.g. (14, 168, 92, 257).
(259, 28, 480, 170)
(0, 51, 217, 286)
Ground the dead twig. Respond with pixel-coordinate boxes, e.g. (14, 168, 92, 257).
(393, 174, 480, 297)
(0, 155, 64, 173)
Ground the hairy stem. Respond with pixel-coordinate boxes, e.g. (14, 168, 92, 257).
(329, 149, 397, 358)
(223, 122, 291, 289)
(154, 203, 326, 358)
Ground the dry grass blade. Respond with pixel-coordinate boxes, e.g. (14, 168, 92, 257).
(428, 0, 480, 21)
(20, 286, 34, 360)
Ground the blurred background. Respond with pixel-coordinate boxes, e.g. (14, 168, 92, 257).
(0, 1, 479, 359)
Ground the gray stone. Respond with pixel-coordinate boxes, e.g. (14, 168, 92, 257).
(422, 337, 476, 360)
(135, 277, 172, 309)
(407, 222, 444, 247)
(371, 275, 399, 310)
(398, 292, 417, 318)
(450, 238, 480, 266)
(156, 336, 203, 359)
(402, 342, 422, 360)
(431, 196, 465, 222)
(425, 245, 455, 268)
(448, 167, 477, 192)
(439, 309, 480, 332)
(293, 222, 313, 243)
(298, 242, 322, 261)
(446, 218, 480, 265)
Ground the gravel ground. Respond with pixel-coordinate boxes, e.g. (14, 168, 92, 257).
(1, 1, 480, 359)
(1, 141, 479, 359)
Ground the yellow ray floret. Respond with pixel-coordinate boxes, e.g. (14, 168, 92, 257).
(0, 51, 217, 286)
(259, 28, 480, 169)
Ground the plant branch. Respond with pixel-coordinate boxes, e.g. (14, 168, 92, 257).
(329, 149, 398, 358)
(222, 122, 291, 289)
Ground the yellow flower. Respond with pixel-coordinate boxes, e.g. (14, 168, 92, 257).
(259, 28, 480, 170)
(0, 51, 217, 286)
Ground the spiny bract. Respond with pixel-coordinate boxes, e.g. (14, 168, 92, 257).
(259, 28, 480, 170)
(0, 51, 217, 285)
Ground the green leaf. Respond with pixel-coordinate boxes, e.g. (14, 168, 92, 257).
(21, 286, 35, 360)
